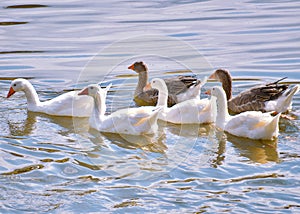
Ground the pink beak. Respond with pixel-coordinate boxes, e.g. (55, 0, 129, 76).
(78, 88, 89, 95)
(7, 87, 16, 98)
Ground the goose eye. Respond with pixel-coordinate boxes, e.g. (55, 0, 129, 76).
(13, 84, 17, 87)
(90, 86, 94, 90)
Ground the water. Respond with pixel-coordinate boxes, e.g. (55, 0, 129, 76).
(1, 0, 300, 212)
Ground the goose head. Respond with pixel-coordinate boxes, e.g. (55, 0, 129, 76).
(150, 78, 167, 92)
(209, 69, 231, 81)
(78, 83, 112, 99)
(78, 84, 101, 97)
(7, 78, 29, 98)
(209, 86, 226, 99)
(128, 61, 148, 74)
(78, 83, 111, 121)
(78, 84, 108, 116)
(209, 69, 232, 100)
(78, 84, 110, 104)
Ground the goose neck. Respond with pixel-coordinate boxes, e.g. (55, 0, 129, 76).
(215, 91, 230, 129)
(220, 72, 232, 100)
(91, 91, 106, 124)
(135, 71, 148, 96)
(23, 82, 40, 108)
(156, 84, 168, 109)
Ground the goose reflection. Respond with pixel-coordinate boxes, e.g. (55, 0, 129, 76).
(209, 129, 227, 168)
(166, 123, 215, 137)
(163, 122, 227, 168)
(89, 128, 167, 154)
(7, 111, 37, 136)
(226, 133, 279, 164)
(6, 110, 279, 165)
(7, 111, 89, 137)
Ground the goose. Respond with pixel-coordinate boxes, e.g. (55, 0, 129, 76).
(209, 69, 299, 114)
(128, 61, 204, 107)
(6, 78, 93, 117)
(206, 86, 281, 140)
(150, 78, 214, 124)
(78, 84, 161, 135)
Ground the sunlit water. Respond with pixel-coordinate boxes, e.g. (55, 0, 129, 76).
(1, 0, 300, 213)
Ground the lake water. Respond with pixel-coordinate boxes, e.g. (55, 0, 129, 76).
(1, 0, 300, 213)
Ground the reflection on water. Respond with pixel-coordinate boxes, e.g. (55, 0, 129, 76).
(7, 111, 36, 136)
(7, 111, 89, 137)
(1, 0, 300, 213)
(91, 129, 167, 154)
(166, 123, 214, 137)
(226, 133, 279, 164)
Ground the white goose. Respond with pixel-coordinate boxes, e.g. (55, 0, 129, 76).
(150, 78, 214, 124)
(206, 86, 281, 140)
(78, 84, 161, 135)
(6, 78, 93, 117)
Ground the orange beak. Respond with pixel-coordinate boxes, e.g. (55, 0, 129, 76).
(7, 87, 16, 98)
(128, 64, 135, 70)
(78, 88, 89, 96)
(144, 82, 152, 91)
(205, 89, 211, 95)
(208, 72, 216, 79)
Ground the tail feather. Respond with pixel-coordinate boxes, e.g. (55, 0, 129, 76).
(149, 107, 163, 124)
(285, 84, 299, 97)
(265, 113, 281, 139)
(191, 76, 208, 99)
(276, 85, 299, 113)
(144, 107, 162, 134)
(133, 107, 162, 134)
(266, 77, 287, 86)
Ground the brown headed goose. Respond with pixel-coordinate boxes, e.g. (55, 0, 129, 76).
(128, 61, 205, 107)
(209, 69, 299, 114)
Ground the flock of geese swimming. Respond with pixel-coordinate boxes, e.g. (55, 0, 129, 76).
(6, 61, 299, 140)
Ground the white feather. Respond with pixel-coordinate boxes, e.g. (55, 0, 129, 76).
(211, 86, 280, 140)
(7, 78, 93, 117)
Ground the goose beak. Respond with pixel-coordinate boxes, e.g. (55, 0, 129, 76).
(7, 87, 15, 98)
(208, 72, 216, 79)
(128, 64, 135, 70)
(78, 88, 88, 96)
(205, 89, 211, 95)
(144, 82, 152, 91)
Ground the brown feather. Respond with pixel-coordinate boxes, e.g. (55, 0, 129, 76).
(209, 68, 289, 113)
(129, 61, 201, 107)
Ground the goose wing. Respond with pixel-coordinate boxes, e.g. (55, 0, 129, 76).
(134, 88, 177, 107)
(165, 75, 200, 95)
(228, 78, 288, 113)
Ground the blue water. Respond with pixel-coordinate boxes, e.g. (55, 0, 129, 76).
(1, 0, 300, 213)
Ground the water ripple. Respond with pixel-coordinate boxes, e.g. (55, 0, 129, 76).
(1, 0, 300, 213)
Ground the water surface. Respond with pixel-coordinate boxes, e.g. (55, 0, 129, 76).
(1, 0, 300, 213)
